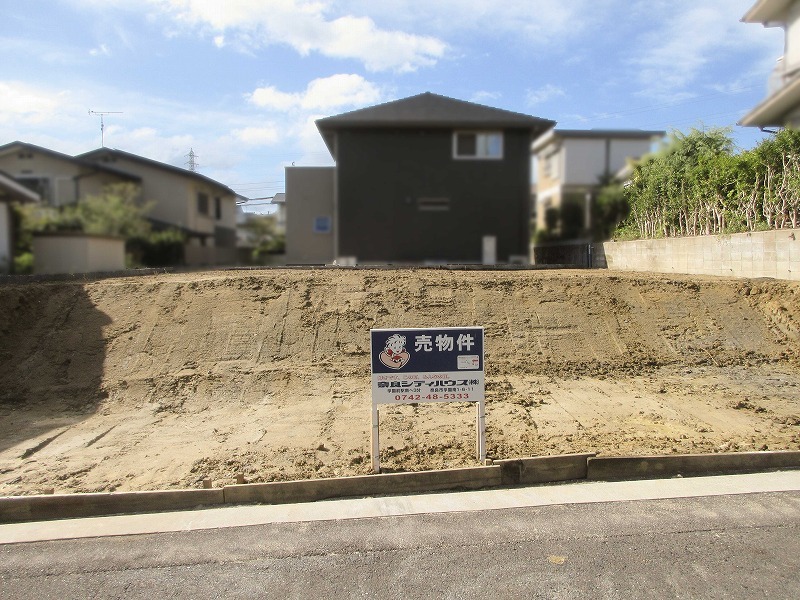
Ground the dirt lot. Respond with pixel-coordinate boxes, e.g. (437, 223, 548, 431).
(0, 268, 799, 496)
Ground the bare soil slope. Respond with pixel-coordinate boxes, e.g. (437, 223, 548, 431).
(1, 269, 798, 495)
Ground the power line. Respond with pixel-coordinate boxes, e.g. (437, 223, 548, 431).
(229, 180, 285, 186)
(557, 85, 760, 127)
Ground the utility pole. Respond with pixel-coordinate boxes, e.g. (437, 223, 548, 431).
(88, 110, 122, 147)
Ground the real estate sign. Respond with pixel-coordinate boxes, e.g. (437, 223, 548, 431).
(369, 327, 485, 472)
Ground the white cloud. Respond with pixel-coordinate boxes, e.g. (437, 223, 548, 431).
(526, 84, 566, 107)
(0, 81, 70, 126)
(248, 87, 297, 111)
(630, 0, 784, 99)
(303, 74, 382, 109)
(89, 43, 112, 57)
(234, 126, 280, 146)
(248, 74, 382, 112)
(146, 0, 447, 72)
(339, 0, 602, 44)
(292, 113, 336, 165)
(112, 127, 195, 163)
(470, 91, 501, 104)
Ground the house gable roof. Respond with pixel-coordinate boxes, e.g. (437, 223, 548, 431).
(316, 92, 555, 157)
(0, 141, 141, 182)
(78, 147, 236, 196)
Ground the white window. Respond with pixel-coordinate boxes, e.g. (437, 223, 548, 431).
(453, 131, 503, 160)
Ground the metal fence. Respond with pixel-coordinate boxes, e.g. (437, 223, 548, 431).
(530, 241, 599, 268)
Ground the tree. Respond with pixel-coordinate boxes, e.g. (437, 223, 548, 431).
(64, 183, 152, 238)
(593, 179, 628, 241)
(13, 183, 154, 272)
(748, 128, 800, 229)
(620, 127, 739, 238)
(240, 214, 285, 262)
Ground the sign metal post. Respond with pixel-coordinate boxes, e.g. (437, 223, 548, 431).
(370, 326, 486, 473)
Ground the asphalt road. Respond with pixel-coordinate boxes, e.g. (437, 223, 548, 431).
(1, 487, 799, 599)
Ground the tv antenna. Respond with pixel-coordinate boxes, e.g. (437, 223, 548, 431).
(88, 110, 122, 147)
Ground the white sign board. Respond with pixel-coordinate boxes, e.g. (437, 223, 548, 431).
(370, 327, 485, 473)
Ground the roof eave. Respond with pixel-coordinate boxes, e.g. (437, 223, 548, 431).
(739, 76, 800, 126)
(79, 148, 237, 197)
(742, 0, 793, 23)
(0, 173, 41, 203)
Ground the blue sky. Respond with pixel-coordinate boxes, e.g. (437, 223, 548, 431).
(0, 1, 785, 212)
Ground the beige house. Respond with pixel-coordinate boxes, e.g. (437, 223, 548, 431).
(740, 0, 800, 128)
(79, 148, 239, 265)
(0, 141, 140, 207)
(531, 129, 664, 232)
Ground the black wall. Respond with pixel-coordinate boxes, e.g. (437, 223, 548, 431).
(335, 128, 532, 263)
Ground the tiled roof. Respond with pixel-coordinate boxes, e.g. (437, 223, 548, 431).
(78, 148, 236, 196)
(0, 141, 141, 181)
(316, 92, 554, 130)
(316, 92, 555, 158)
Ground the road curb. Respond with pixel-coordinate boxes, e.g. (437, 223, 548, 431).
(587, 450, 800, 481)
(493, 453, 595, 485)
(0, 489, 224, 524)
(223, 465, 502, 506)
(1, 451, 798, 524)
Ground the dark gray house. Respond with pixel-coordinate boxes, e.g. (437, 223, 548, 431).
(286, 92, 554, 265)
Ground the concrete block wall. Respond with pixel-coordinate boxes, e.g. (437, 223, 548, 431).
(603, 229, 799, 281)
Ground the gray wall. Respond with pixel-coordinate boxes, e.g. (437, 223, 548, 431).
(335, 128, 532, 263)
(603, 229, 799, 281)
(285, 167, 335, 265)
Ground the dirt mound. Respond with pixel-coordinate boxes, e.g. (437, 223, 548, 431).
(1, 269, 798, 495)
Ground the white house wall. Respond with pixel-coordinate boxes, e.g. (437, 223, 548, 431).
(562, 138, 654, 186)
(562, 139, 606, 185)
(786, 2, 800, 75)
(608, 139, 654, 178)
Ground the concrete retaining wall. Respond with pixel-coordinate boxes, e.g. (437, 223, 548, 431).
(2, 451, 798, 524)
(603, 229, 799, 281)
